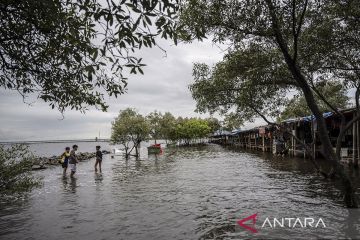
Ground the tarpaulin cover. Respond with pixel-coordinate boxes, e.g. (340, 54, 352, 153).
(302, 112, 333, 122)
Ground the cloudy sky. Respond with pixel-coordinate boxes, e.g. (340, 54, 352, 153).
(0, 39, 233, 141)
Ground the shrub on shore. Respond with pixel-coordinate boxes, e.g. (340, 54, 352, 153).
(0, 144, 41, 197)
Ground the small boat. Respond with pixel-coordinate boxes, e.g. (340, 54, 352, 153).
(166, 143, 177, 148)
(112, 148, 125, 156)
(148, 144, 162, 154)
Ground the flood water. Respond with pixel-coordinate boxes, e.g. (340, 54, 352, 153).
(1, 143, 360, 239)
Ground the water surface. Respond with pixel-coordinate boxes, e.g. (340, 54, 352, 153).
(0, 144, 359, 239)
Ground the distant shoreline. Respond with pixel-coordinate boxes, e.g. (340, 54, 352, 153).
(0, 139, 111, 145)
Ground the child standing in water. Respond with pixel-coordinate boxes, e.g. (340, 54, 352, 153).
(94, 146, 103, 173)
(68, 145, 78, 178)
(60, 147, 71, 176)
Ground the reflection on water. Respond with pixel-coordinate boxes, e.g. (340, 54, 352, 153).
(61, 176, 78, 193)
(94, 173, 103, 183)
(0, 144, 360, 239)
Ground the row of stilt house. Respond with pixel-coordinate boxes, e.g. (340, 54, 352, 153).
(210, 108, 360, 164)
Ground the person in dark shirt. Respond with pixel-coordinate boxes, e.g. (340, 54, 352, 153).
(95, 145, 103, 173)
(69, 145, 78, 178)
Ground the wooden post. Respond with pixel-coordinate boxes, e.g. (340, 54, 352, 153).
(303, 140, 306, 159)
(254, 134, 257, 150)
(292, 125, 296, 157)
(352, 117, 356, 165)
(262, 135, 265, 152)
(356, 119, 360, 168)
(313, 121, 316, 160)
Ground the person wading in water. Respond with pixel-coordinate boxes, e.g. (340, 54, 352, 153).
(60, 147, 70, 176)
(68, 145, 79, 178)
(94, 145, 103, 173)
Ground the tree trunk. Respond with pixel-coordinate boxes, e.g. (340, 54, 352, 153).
(352, 118, 356, 165)
(355, 88, 360, 168)
(125, 147, 129, 159)
(135, 145, 138, 157)
(265, 0, 357, 207)
(336, 115, 347, 161)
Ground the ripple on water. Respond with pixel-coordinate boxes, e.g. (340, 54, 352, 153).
(0, 144, 359, 240)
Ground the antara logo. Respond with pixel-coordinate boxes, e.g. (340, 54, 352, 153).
(237, 214, 326, 234)
(237, 213, 258, 233)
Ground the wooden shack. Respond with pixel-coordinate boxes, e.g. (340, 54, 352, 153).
(212, 108, 360, 164)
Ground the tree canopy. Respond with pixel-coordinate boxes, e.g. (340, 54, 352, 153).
(205, 117, 221, 133)
(1, 0, 180, 112)
(111, 109, 214, 153)
(158, 111, 177, 143)
(222, 112, 244, 131)
(174, 117, 211, 145)
(146, 111, 212, 144)
(147, 110, 163, 143)
(279, 81, 350, 121)
(190, 47, 289, 125)
(111, 108, 150, 157)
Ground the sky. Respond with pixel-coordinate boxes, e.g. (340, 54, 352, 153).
(1, 36, 355, 142)
(0, 39, 233, 141)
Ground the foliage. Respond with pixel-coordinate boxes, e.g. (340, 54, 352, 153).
(0, 0, 180, 112)
(159, 112, 177, 143)
(0, 144, 40, 196)
(190, 47, 290, 125)
(279, 81, 350, 121)
(205, 117, 221, 133)
(175, 118, 211, 145)
(112, 109, 213, 149)
(147, 110, 163, 143)
(223, 113, 244, 131)
(111, 108, 150, 157)
(184, 0, 359, 127)
(147, 111, 214, 144)
(184, 0, 358, 120)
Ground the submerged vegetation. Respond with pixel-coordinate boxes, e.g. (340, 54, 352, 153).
(111, 108, 150, 158)
(110, 108, 216, 157)
(0, 145, 41, 198)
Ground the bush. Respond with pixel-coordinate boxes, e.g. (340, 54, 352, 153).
(0, 144, 41, 196)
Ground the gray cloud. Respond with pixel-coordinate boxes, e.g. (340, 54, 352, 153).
(0, 39, 225, 141)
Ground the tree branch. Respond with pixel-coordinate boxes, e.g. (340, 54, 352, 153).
(248, 105, 275, 125)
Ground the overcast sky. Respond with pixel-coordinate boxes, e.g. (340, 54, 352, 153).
(0, 39, 234, 141)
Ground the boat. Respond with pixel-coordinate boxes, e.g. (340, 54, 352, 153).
(166, 142, 177, 148)
(148, 143, 162, 154)
(112, 148, 125, 156)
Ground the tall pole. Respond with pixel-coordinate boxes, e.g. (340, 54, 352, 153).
(262, 135, 265, 152)
(352, 116, 356, 165)
(356, 116, 360, 168)
(313, 120, 316, 160)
